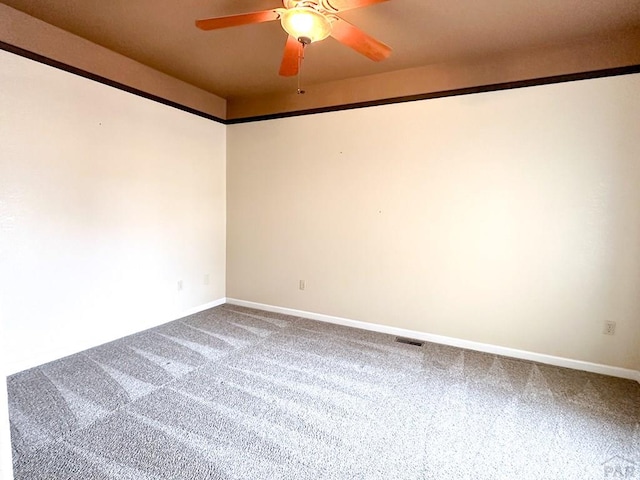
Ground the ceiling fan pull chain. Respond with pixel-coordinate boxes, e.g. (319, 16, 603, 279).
(297, 41, 307, 94)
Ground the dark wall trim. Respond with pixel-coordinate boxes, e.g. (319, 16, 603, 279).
(0, 40, 226, 125)
(227, 64, 640, 124)
(2, 39, 638, 126)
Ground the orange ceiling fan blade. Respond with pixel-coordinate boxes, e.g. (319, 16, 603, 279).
(330, 18, 391, 61)
(279, 35, 301, 76)
(323, 0, 389, 12)
(195, 10, 280, 30)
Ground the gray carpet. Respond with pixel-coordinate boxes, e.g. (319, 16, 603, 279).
(7, 304, 640, 479)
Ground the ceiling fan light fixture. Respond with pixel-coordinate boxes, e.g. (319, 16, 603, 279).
(280, 7, 332, 44)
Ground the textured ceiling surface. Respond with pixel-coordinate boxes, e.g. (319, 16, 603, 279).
(2, 0, 640, 99)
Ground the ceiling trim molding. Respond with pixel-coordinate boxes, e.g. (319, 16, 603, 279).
(2, 39, 638, 126)
(227, 64, 640, 124)
(0, 40, 226, 125)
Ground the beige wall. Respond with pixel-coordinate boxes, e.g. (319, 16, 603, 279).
(227, 73, 640, 371)
(0, 49, 227, 375)
(0, 48, 226, 480)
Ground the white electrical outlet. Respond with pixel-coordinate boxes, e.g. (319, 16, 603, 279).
(204, 274, 210, 285)
(603, 321, 616, 335)
(299, 280, 305, 291)
(177, 280, 183, 291)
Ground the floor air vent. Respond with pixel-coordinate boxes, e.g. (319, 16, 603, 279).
(395, 337, 424, 347)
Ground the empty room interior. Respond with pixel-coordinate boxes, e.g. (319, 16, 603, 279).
(1, 1, 640, 479)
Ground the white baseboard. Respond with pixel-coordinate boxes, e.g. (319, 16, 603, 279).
(0, 371, 13, 480)
(179, 298, 227, 318)
(226, 298, 640, 383)
(3, 297, 227, 376)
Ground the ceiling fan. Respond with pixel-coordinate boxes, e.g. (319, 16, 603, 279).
(195, 0, 392, 77)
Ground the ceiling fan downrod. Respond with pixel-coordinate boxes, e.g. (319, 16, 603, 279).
(297, 38, 309, 94)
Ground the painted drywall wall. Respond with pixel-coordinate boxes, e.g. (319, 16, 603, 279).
(0, 49, 226, 476)
(227, 73, 640, 371)
(0, 49, 227, 375)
